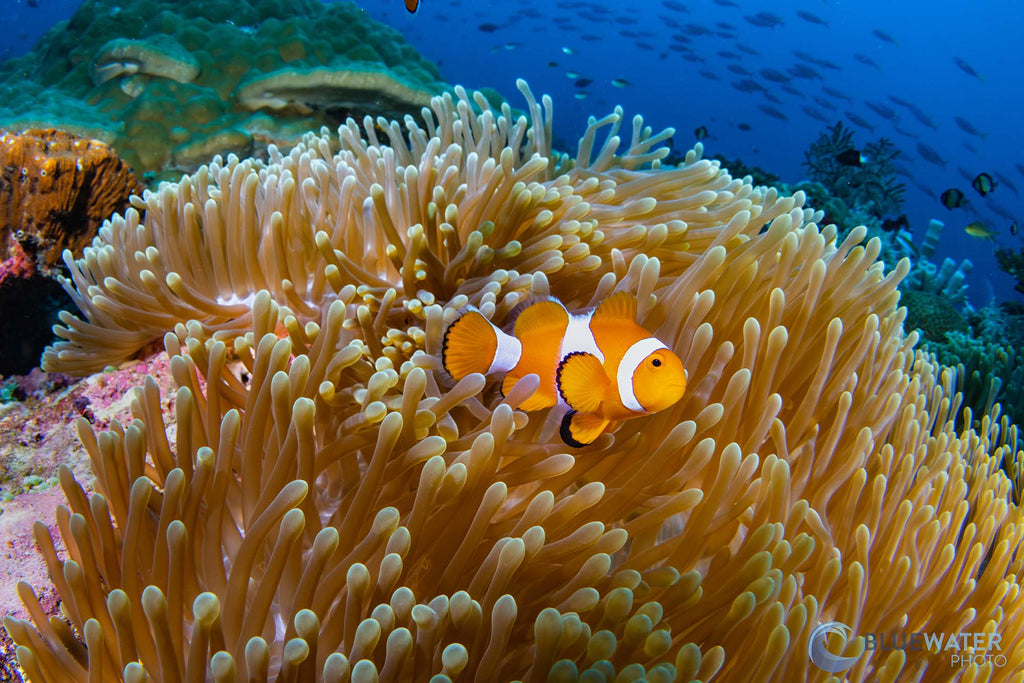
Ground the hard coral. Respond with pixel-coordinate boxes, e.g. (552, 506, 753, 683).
(899, 288, 968, 344)
(91, 36, 201, 87)
(0, 0, 448, 182)
(11, 82, 1024, 681)
(0, 128, 140, 375)
(803, 120, 905, 219)
(234, 66, 436, 119)
(0, 128, 143, 273)
(901, 220, 973, 307)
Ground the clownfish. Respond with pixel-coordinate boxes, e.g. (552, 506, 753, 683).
(405, 0, 418, 12)
(441, 291, 686, 447)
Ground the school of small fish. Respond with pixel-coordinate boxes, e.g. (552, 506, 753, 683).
(392, 0, 1019, 264)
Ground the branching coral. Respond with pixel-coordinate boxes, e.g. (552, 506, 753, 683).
(803, 121, 905, 219)
(8, 81, 1024, 681)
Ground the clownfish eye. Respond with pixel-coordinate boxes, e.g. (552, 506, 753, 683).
(651, 358, 662, 367)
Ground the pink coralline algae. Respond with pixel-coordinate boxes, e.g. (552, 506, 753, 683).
(0, 353, 180, 630)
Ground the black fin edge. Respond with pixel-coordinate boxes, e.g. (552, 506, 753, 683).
(559, 410, 588, 448)
(440, 318, 456, 377)
(441, 311, 476, 378)
(555, 351, 591, 410)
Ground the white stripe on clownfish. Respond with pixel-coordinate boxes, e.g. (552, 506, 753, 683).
(554, 311, 604, 407)
(486, 327, 523, 374)
(559, 311, 605, 362)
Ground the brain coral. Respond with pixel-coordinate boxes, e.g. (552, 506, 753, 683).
(0, 0, 447, 181)
(10, 81, 1024, 681)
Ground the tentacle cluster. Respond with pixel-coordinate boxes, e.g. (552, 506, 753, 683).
(10, 80, 1024, 681)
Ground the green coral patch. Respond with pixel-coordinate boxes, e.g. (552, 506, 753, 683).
(0, 0, 450, 182)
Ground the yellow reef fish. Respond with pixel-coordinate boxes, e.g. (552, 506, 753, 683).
(964, 221, 996, 241)
(442, 292, 687, 446)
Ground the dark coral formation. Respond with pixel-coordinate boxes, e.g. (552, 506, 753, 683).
(803, 121, 905, 219)
(900, 289, 969, 345)
(996, 246, 1024, 297)
(0, 272, 74, 377)
(708, 154, 779, 187)
(908, 296, 1024, 435)
(0, 0, 448, 181)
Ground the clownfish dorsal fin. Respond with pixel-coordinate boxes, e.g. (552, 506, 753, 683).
(592, 291, 637, 322)
(504, 295, 554, 332)
(511, 299, 569, 338)
(556, 351, 608, 413)
(559, 410, 611, 447)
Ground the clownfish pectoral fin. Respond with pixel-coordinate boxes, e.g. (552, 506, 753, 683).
(559, 410, 611, 447)
(502, 373, 557, 411)
(556, 352, 609, 413)
(592, 290, 638, 322)
(442, 310, 507, 379)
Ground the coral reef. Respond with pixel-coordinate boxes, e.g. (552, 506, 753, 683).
(7, 82, 1024, 680)
(899, 289, 968, 345)
(0, 128, 140, 376)
(971, 300, 1024, 350)
(996, 245, 1024, 297)
(916, 298, 1024, 434)
(0, 128, 142, 274)
(901, 219, 973, 307)
(925, 332, 1024, 432)
(803, 120, 905, 219)
(0, 0, 447, 181)
(707, 154, 779, 187)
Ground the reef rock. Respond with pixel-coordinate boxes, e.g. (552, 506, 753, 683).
(0, 128, 143, 274)
(0, 128, 141, 376)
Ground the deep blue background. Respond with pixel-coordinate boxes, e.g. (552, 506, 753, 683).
(5, 0, 1023, 306)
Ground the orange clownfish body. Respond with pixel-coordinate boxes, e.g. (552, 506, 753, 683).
(441, 291, 687, 447)
(405, 0, 418, 12)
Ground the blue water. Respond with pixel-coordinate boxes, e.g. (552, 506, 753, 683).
(5, 0, 1023, 305)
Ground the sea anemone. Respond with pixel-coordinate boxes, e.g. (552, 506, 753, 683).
(8, 80, 1024, 681)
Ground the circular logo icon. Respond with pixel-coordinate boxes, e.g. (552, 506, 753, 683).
(808, 621, 861, 673)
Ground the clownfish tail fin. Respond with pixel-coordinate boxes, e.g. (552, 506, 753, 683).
(442, 310, 520, 380)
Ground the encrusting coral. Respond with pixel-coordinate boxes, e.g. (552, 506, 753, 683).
(0, 128, 142, 375)
(0, 128, 143, 273)
(0, 0, 447, 181)
(9, 81, 1024, 680)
